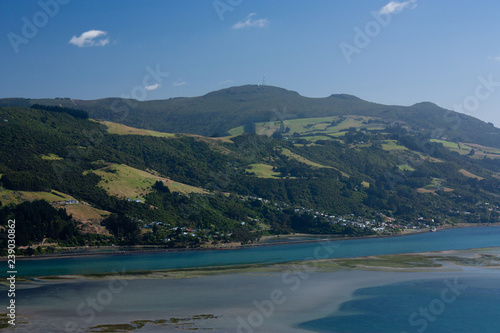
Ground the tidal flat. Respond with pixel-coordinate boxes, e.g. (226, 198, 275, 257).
(2, 248, 500, 333)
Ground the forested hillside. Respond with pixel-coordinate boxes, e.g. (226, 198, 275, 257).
(1, 91, 499, 253)
(2, 85, 500, 148)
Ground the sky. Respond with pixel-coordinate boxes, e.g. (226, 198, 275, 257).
(1, 0, 500, 126)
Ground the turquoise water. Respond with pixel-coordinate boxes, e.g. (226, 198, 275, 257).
(8, 226, 500, 277)
(298, 275, 500, 333)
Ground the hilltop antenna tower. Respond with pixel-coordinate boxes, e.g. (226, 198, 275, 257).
(262, 72, 266, 86)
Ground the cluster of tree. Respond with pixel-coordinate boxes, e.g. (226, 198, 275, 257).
(0, 200, 78, 248)
(101, 214, 141, 244)
(1, 171, 50, 191)
(31, 104, 89, 120)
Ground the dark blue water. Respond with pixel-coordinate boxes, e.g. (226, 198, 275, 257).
(8, 226, 500, 277)
(298, 275, 500, 333)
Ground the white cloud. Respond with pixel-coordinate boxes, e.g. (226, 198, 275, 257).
(232, 13, 270, 30)
(218, 79, 234, 85)
(495, 55, 500, 62)
(173, 81, 187, 86)
(69, 30, 109, 47)
(145, 83, 160, 91)
(378, 0, 417, 15)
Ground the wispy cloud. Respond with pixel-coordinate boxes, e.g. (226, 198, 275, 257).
(232, 13, 270, 30)
(173, 81, 187, 86)
(495, 55, 500, 62)
(69, 30, 109, 47)
(145, 83, 160, 91)
(218, 79, 234, 85)
(378, 0, 417, 15)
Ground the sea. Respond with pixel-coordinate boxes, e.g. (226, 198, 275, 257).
(2, 226, 500, 332)
(298, 274, 500, 333)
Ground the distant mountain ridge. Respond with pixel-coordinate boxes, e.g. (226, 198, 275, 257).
(1, 85, 499, 147)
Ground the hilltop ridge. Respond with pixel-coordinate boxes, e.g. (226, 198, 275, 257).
(2, 85, 499, 147)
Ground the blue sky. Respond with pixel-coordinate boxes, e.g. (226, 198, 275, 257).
(1, 0, 500, 126)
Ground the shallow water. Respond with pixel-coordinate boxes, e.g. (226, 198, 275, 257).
(298, 272, 500, 333)
(4, 226, 500, 332)
(6, 268, 500, 332)
(9, 226, 500, 278)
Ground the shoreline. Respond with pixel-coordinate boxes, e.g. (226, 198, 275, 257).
(36, 246, 500, 280)
(7, 248, 500, 333)
(10, 222, 500, 261)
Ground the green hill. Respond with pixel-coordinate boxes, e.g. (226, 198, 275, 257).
(3, 85, 500, 148)
(1, 87, 500, 253)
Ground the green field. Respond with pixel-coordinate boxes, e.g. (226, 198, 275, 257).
(299, 135, 339, 141)
(465, 143, 500, 159)
(467, 144, 500, 155)
(99, 120, 234, 144)
(228, 126, 245, 136)
(279, 148, 349, 177)
(87, 164, 207, 199)
(229, 115, 385, 142)
(381, 140, 408, 151)
(430, 139, 471, 155)
(429, 139, 500, 158)
(166, 180, 208, 195)
(279, 148, 332, 169)
(430, 139, 459, 149)
(458, 169, 484, 180)
(40, 153, 63, 160)
(398, 164, 416, 171)
(98, 120, 176, 138)
(245, 164, 281, 179)
(62, 204, 111, 220)
(0, 189, 74, 206)
(425, 177, 444, 190)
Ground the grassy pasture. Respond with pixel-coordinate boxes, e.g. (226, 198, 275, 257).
(88, 164, 207, 199)
(98, 120, 175, 138)
(99, 120, 234, 143)
(381, 140, 408, 151)
(0, 189, 74, 206)
(279, 148, 332, 169)
(431, 139, 500, 158)
(398, 164, 416, 171)
(40, 153, 63, 160)
(229, 115, 386, 142)
(458, 169, 484, 180)
(245, 164, 280, 179)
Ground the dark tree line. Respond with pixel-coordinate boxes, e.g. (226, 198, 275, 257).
(31, 104, 89, 120)
(0, 200, 78, 247)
